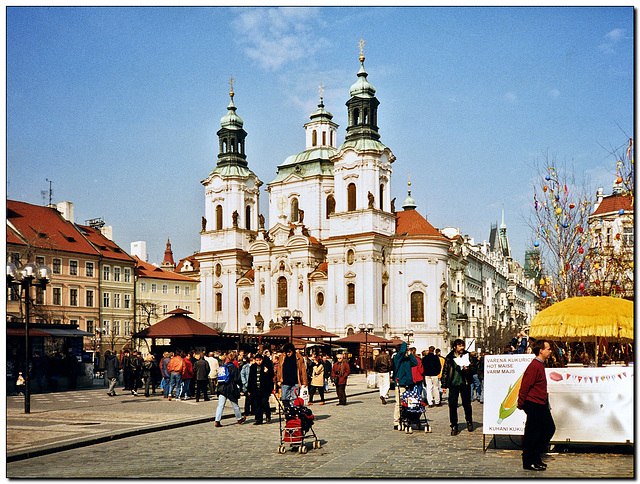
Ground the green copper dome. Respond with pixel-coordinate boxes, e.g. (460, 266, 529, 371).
(349, 62, 376, 98)
(220, 97, 244, 129)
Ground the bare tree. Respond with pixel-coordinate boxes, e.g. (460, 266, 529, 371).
(135, 300, 159, 351)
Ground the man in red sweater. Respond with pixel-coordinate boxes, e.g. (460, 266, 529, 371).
(517, 339, 555, 471)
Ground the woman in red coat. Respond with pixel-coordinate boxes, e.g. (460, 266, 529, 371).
(180, 351, 194, 400)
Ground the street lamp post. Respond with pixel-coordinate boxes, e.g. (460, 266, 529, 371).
(403, 328, 414, 346)
(358, 323, 374, 371)
(281, 309, 292, 343)
(7, 261, 52, 414)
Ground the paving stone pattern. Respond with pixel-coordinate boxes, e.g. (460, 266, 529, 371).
(6, 376, 633, 479)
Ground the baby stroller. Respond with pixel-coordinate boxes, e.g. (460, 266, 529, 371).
(399, 385, 431, 434)
(275, 390, 321, 454)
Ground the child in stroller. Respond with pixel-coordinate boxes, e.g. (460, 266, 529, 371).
(277, 395, 320, 453)
(399, 385, 431, 434)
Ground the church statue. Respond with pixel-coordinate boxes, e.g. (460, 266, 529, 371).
(301, 226, 310, 237)
(254, 312, 265, 332)
(391, 197, 396, 213)
(258, 213, 265, 229)
(232, 210, 239, 227)
(298, 208, 304, 224)
(201, 216, 207, 232)
(368, 191, 375, 208)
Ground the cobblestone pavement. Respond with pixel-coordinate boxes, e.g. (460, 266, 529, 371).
(7, 375, 634, 479)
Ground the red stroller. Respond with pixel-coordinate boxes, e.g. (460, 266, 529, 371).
(275, 391, 321, 454)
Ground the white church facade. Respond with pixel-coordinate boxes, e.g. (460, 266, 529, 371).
(196, 49, 453, 351)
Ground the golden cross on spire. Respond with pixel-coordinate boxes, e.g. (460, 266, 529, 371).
(229, 75, 235, 96)
(359, 38, 366, 57)
(318, 83, 324, 100)
(408, 173, 412, 187)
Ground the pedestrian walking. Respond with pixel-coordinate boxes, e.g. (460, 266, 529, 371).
(247, 353, 273, 425)
(374, 349, 392, 405)
(141, 354, 158, 397)
(331, 352, 351, 406)
(442, 339, 476, 435)
(436, 348, 445, 403)
(422, 346, 441, 407)
(167, 350, 185, 401)
(241, 355, 254, 415)
(322, 355, 332, 392)
(193, 351, 211, 402)
(160, 352, 172, 398)
(276, 343, 308, 406)
(518, 339, 555, 471)
(215, 351, 246, 427)
(205, 351, 219, 396)
(392, 341, 418, 430)
(104, 350, 120, 396)
(180, 352, 194, 400)
(308, 355, 325, 405)
(122, 349, 132, 391)
(128, 350, 142, 396)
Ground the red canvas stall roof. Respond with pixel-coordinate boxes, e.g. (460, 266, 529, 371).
(134, 311, 219, 338)
(260, 324, 338, 339)
(335, 333, 393, 344)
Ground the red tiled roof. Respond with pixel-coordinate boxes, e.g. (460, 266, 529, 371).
(134, 255, 198, 282)
(76, 224, 134, 262)
(7, 225, 26, 246)
(395, 210, 447, 239)
(176, 254, 200, 272)
(591, 194, 633, 217)
(7, 200, 99, 255)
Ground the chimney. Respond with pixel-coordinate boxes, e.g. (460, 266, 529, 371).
(56, 201, 74, 222)
(100, 225, 113, 241)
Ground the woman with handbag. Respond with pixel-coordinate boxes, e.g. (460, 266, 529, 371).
(308, 355, 325, 405)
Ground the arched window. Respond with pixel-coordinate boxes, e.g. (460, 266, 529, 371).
(312, 130, 317, 146)
(379, 184, 384, 210)
(363, 108, 368, 124)
(215, 292, 223, 312)
(245, 205, 251, 230)
(326, 195, 335, 219)
(290, 198, 299, 222)
(322, 131, 326, 146)
(353, 108, 360, 125)
(347, 327, 354, 336)
(215, 205, 223, 230)
(411, 291, 424, 322)
(277, 276, 288, 308)
(230, 139, 236, 153)
(222, 139, 227, 153)
(382, 283, 387, 305)
(330, 131, 334, 147)
(240, 141, 244, 154)
(347, 183, 356, 212)
(347, 283, 356, 304)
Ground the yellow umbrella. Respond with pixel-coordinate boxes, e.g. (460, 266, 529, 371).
(529, 296, 633, 365)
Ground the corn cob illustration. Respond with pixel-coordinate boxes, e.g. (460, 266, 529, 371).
(497, 372, 524, 423)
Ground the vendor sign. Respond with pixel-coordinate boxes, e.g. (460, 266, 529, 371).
(482, 354, 534, 435)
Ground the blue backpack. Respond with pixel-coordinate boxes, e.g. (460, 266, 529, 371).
(217, 363, 231, 384)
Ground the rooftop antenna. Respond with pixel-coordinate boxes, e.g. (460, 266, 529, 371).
(45, 178, 53, 206)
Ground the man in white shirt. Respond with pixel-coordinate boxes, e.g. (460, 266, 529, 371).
(205, 351, 219, 397)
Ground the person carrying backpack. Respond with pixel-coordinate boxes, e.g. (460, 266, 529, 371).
(214, 350, 245, 427)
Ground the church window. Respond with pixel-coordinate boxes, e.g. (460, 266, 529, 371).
(347, 283, 355, 304)
(316, 291, 324, 307)
(346, 249, 355, 265)
(381, 283, 386, 305)
(312, 130, 317, 146)
(215, 263, 222, 278)
(363, 108, 368, 124)
(277, 276, 288, 308)
(347, 183, 356, 212)
(222, 138, 227, 153)
(245, 205, 251, 230)
(322, 131, 326, 146)
(216, 293, 222, 312)
(347, 327, 354, 336)
(326, 195, 335, 218)
(353, 108, 359, 125)
(330, 131, 334, 147)
(230, 139, 236, 153)
(243, 297, 250, 310)
(216, 205, 223, 230)
(382, 249, 387, 265)
(379, 184, 384, 210)
(411, 291, 424, 322)
(291, 198, 299, 222)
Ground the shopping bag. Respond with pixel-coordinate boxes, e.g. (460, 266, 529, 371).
(299, 385, 309, 406)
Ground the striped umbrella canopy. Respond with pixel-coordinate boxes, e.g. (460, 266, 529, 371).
(529, 296, 633, 343)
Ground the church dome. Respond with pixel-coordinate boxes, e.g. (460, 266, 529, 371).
(349, 62, 376, 98)
(220, 97, 243, 129)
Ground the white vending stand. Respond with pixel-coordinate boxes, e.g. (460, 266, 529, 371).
(483, 355, 634, 450)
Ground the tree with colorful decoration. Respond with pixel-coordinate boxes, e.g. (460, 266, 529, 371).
(527, 152, 592, 306)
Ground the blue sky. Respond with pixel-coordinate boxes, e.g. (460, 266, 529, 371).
(6, 7, 633, 265)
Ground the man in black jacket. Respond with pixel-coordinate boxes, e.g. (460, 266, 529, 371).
(193, 351, 211, 402)
(247, 353, 274, 425)
(105, 350, 120, 396)
(422, 346, 442, 407)
(441, 339, 477, 435)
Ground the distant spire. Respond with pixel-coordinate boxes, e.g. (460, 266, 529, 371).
(161, 238, 175, 269)
(402, 173, 417, 210)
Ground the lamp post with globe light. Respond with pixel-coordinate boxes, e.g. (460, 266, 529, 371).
(358, 323, 375, 370)
(7, 261, 52, 413)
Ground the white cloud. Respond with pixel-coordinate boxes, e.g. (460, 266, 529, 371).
(505, 92, 518, 103)
(549, 88, 560, 99)
(231, 7, 328, 71)
(599, 28, 626, 54)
